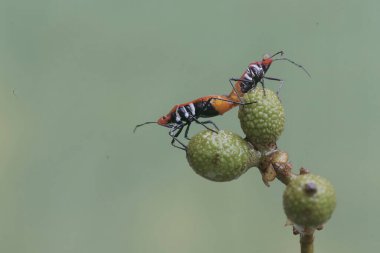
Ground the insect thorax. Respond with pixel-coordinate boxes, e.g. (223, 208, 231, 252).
(172, 103, 199, 123)
(239, 64, 265, 93)
(250, 64, 265, 79)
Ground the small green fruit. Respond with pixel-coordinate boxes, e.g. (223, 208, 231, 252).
(186, 130, 257, 182)
(283, 174, 336, 227)
(238, 88, 284, 148)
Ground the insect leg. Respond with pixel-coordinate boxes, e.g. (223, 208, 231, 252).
(229, 78, 245, 103)
(264, 76, 285, 96)
(170, 138, 187, 150)
(260, 80, 266, 96)
(184, 123, 192, 140)
(193, 118, 218, 133)
(169, 125, 187, 150)
(199, 120, 219, 131)
(206, 97, 257, 106)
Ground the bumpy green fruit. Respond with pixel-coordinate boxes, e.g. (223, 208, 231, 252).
(283, 174, 336, 227)
(238, 88, 284, 147)
(186, 130, 258, 182)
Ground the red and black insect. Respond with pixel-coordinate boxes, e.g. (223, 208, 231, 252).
(134, 95, 254, 150)
(228, 51, 311, 102)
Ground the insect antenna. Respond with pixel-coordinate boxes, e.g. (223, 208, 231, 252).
(270, 51, 284, 58)
(272, 58, 311, 78)
(133, 121, 157, 133)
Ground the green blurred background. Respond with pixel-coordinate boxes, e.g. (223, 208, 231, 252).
(0, 0, 379, 252)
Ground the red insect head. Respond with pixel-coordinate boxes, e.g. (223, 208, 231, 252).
(157, 114, 172, 126)
(261, 53, 273, 68)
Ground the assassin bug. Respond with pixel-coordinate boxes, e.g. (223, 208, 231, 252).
(228, 51, 311, 102)
(134, 95, 255, 150)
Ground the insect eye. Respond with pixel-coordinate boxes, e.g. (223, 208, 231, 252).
(162, 116, 166, 119)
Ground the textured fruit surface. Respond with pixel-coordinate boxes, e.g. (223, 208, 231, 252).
(238, 88, 284, 147)
(283, 174, 336, 227)
(186, 130, 255, 182)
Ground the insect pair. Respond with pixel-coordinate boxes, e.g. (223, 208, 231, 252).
(134, 51, 310, 150)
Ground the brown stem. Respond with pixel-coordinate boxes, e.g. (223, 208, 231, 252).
(257, 150, 297, 186)
(300, 233, 314, 253)
(255, 147, 318, 253)
(272, 161, 297, 185)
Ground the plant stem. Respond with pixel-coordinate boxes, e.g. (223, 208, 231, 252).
(258, 149, 317, 253)
(272, 161, 297, 185)
(256, 149, 319, 253)
(257, 150, 297, 186)
(300, 233, 314, 253)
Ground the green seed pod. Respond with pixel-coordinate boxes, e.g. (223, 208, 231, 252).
(186, 130, 259, 182)
(283, 174, 336, 227)
(238, 88, 284, 148)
